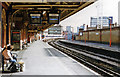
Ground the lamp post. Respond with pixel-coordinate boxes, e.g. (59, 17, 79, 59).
(65, 31, 67, 40)
(85, 31, 86, 44)
(109, 18, 112, 47)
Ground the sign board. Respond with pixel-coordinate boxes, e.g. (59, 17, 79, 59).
(29, 13, 41, 24)
(11, 30, 21, 50)
(80, 32, 83, 36)
(108, 17, 113, 26)
(48, 13, 60, 24)
(96, 33, 99, 35)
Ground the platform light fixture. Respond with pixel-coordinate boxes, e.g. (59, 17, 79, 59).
(43, 11, 46, 15)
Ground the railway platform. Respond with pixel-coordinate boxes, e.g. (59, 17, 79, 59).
(1, 40, 99, 75)
(61, 40, 119, 52)
(50, 39, 120, 76)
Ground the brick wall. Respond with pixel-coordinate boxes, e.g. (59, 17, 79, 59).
(77, 27, 120, 44)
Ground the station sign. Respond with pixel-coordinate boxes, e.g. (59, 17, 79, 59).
(29, 13, 42, 24)
(48, 13, 60, 24)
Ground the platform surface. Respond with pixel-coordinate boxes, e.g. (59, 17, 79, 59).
(1, 40, 98, 75)
(61, 40, 119, 52)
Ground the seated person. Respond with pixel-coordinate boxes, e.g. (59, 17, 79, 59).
(7, 45, 17, 62)
(7, 44, 17, 70)
(2, 44, 17, 70)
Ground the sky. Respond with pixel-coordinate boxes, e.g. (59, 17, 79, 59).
(59, 0, 120, 33)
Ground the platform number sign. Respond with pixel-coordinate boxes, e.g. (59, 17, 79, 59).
(30, 13, 41, 24)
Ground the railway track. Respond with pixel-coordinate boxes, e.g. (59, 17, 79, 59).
(48, 40, 120, 77)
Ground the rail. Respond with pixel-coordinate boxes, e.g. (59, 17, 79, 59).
(48, 40, 120, 76)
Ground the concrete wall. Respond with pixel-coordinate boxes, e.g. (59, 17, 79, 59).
(101, 29, 119, 43)
(89, 31, 100, 42)
(81, 32, 89, 41)
(76, 36, 81, 40)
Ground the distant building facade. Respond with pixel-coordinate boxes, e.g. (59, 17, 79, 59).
(66, 26, 71, 33)
(43, 25, 63, 39)
(48, 25, 62, 35)
(77, 27, 80, 34)
(90, 16, 113, 29)
(65, 26, 72, 40)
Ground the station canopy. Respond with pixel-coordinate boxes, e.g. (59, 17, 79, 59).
(2, 0, 97, 31)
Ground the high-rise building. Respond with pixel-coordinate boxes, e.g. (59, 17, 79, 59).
(90, 16, 113, 29)
(77, 27, 80, 34)
(66, 26, 71, 33)
(66, 26, 72, 40)
(60, 0, 119, 28)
